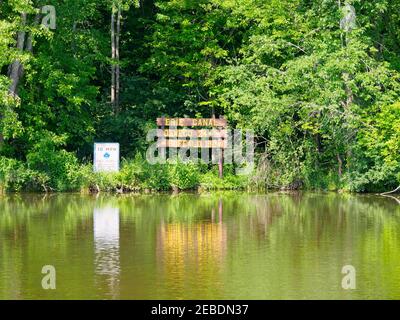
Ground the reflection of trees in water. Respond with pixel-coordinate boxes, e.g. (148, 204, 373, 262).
(1, 193, 400, 299)
(219, 193, 400, 299)
(233, 195, 285, 242)
(0, 194, 97, 299)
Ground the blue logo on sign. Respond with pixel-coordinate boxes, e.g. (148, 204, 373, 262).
(104, 152, 110, 159)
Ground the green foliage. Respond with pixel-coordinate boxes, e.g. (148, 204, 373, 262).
(200, 170, 247, 190)
(116, 154, 170, 191)
(0, 156, 49, 192)
(26, 133, 84, 191)
(168, 160, 200, 190)
(1, 0, 400, 193)
(211, 0, 400, 192)
(348, 102, 400, 192)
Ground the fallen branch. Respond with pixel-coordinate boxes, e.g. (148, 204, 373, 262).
(380, 185, 400, 196)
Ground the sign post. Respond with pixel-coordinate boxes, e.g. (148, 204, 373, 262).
(93, 143, 120, 173)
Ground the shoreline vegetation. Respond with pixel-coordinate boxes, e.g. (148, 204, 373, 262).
(1, 1, 400, 195)
(0, 150, 398, 195)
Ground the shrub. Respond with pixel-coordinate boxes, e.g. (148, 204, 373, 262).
(26, 133, 83, 191)
(117, 154, 147, 190)
(199, 166, 247, 190)
(0, 156, 49, 192)
(141, 162, 171, 191)
(168, 160, 200, 190)
(115, 154, 170, 191)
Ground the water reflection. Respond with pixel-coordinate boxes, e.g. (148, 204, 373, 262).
(93, 206, 120, 298)
(156, 200, 227, 298)
(1, 193, 400, 299)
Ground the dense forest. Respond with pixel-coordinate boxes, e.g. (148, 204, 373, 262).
(0, 0, 399, 193)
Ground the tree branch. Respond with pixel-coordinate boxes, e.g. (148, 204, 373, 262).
(380, 185, 400, 196)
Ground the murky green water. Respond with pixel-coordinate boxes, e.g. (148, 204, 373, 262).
(1, 192, 400, 300)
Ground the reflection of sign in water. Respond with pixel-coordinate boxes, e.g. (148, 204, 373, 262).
(158, 223, 227, 260)
(93, 143, 120, 172)
(94, 207, 120, 296)
(157, 201, 226, 270)
(157, 220, 227, 291)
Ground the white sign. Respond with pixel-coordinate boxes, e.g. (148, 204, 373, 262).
(94, 143, 120, 172)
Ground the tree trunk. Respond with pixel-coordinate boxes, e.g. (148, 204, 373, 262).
(115, 6, 121, 113)
(337, 154, 343, 177)
(315, 133, 322, 153)
(111, 5, 116, 110)
(2, 12, 28, 144)
(339, 1, 355, 178)
(8, 13, 27, 97)
(72, 21, 77, 53)
(25, 14, 41, 53)
(110, 4, 121, 113)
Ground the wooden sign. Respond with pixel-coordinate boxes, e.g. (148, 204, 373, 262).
(157, 139, 228, 148)
(156, 116, 228, 178)
(156, 129, 227, 138)
(157, 118, 227, 127)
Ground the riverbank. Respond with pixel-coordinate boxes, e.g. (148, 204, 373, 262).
(1, 153, 398, 194)
(0, 154, 248, 194)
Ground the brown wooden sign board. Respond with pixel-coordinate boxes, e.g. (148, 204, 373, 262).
(157, 139, 227, 149)
(157, 118, 227, 128)
(156, 129, 227, 138)
(156, 116, 228, 178)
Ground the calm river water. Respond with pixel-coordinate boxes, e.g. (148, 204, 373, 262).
(1, 192, 399, 299)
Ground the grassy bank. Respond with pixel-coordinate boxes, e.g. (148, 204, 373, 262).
(0, 146, 398, 194)
(0, 153, 248, 193)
